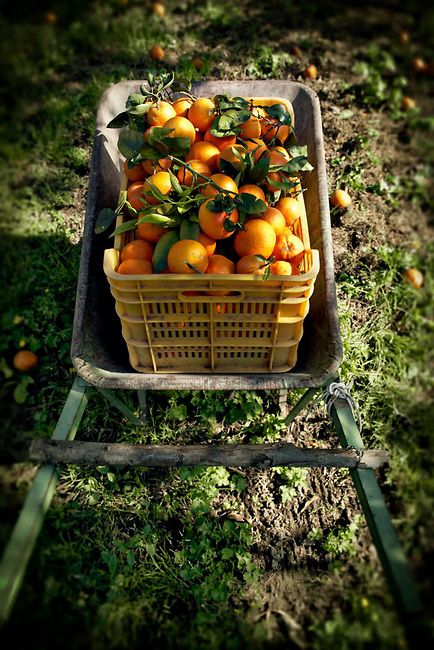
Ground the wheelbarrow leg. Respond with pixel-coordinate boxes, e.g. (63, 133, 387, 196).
(329, 392, 429, 644)
(0, 376, 88, 625)
(283, 387, 320, 425)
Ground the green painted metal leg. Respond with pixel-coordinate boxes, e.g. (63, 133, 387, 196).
(284, 387, 320, 425)
(330, 394, 429, 644)
(98, 388, 144, 426)
(0, 376, 88, 625)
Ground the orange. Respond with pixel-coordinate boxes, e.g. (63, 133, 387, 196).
(201, 173, 238, 198)
(186, 141, 220, 169)
(270, 145, 290, 160)
(217, 144, 247, 171)
(142, 157, 172, 175)
(270, 260, 292, 275)
(238, 115, 262, 140)
(127, 181, 146, 211)
(257, 207, 286, 236)
(167, 239, 209, 273)
(234, 219, 276, 258)
(172, 97, 193, 117)
(204, 130, 236, 151)
(136, 221, 167, 244)
(275, 197, 302, 226)
(149, 45, 165, 61)
(142, 171, 172, 205)
(120, 239, 154, 262)
(194, 131, 203, 143)
(236, 255, 268, 275)
(198, 199, 239, 240)
(244, 138, 268, 162)
(188, 98, 216, 132)
(266, 150, 289, 167)
(45, 11, 58, 24)
(272, 229, 305, 265)
(124, 160, 147, 181)
(404, 268, 424, 288)
(13, 350, 38, 372)
(147, 101, 176, 126)
(164, 115, 196, 146)
(330, 189, 352, 209)
(206, 254, 235, 275)
(177, 160, 211, 186)
(117, 259, 153, 274)
(206, 255, 235, 295)
(401, 96, 417, 111)
(238, 184, 266, 202)
(151, 2, 166, 16)
(303, 64, 317, 80)
(197, 231, 217, 257)
(261, 116, 291, 144)
(215, 302, 228, 314)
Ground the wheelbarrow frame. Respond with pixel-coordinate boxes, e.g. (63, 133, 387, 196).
(0, 81, 427, 643)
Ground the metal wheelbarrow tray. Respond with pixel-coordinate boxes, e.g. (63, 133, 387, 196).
(71, 80, 342, 390)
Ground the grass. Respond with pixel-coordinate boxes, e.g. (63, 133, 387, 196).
(0, 0, 433, 648)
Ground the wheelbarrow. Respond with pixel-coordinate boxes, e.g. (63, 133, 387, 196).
(0, 80, 427, 644)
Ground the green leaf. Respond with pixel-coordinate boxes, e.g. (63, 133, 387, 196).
(264, 103, 292, 126)
(126, 93, 149, 108)
(248, 154, 270, 184)
(141, 203, 174, 216)
(14, 376, 34, 404)
(168, 169, 183, 194)
(118, 129, 144, 159)
(0, 357, 13, 379)
(278, 156, 313, 173)
(137, 214, 178, 227)
(115, 190, 127, 215)
(125, 201, 138, 217)
(210, 109, 251, 136)
(214, 95, 248, 111)
(207, 194, 237, 213)
(288, 145, 308, 158)
(101, 551, 118, 576)
(236, 194, 267, 215)
(180, 220, 200, 240)
(139, 144, 161, 161)
(110, 219, 138, 237)
(147, 126, 175, 148)
(107, 111, 130, 129)
(266, 176, 299, 191)
(128, 102, 152, 116)
(223, 218, 238, 233)
(126, 550, 136, 569)
(95, 208, 116, 234)
(147, 181, 174, 204)
(163, 136, 191, 156)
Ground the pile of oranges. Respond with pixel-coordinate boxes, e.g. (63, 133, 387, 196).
(116, 95, 308, 279)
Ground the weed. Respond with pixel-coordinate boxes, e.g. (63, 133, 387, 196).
(351, 45, 407, 114)
(308, 592, 407, 649)
(274, 466, 309, 503)
(197, 0, 244, 29)
(245, 45, 292, 79)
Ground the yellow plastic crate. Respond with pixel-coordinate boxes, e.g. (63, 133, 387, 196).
(103, 95, 320, 374)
